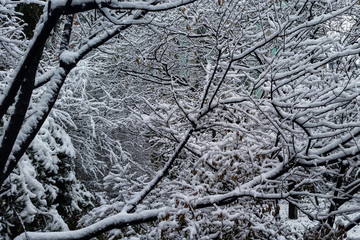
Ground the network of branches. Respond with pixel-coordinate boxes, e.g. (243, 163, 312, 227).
(1, 0, 360, 239)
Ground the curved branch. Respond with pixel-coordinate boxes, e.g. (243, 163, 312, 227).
(14, 208, 168, 240)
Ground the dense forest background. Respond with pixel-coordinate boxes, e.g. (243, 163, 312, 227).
(1, 0, 360, 239)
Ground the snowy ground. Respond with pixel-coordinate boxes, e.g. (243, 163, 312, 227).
(278, 200, 360, 240)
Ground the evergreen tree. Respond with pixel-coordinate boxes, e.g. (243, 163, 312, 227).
(0, 117, 93, 239)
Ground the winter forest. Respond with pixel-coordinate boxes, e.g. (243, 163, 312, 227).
(1, 0, 360, 239)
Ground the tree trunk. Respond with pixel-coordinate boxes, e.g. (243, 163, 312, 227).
(288, 181, 298, 219)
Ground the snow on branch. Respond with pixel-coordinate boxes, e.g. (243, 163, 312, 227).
(14, 208, 169, 240)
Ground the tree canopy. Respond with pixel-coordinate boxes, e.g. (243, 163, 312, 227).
(1, 0, 360, 239)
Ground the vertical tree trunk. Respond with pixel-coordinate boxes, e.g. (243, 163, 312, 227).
(326, 162, 348, 228)
(288, 181, 298, 219)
